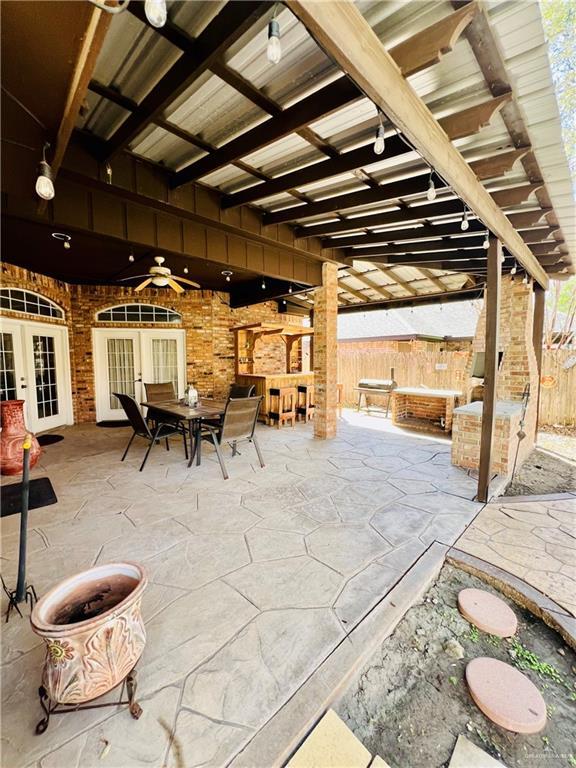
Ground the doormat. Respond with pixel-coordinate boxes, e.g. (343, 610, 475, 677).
(37, 434, 64, 446)
(96, 420, 130, 428)
(1, 478, 57, 518)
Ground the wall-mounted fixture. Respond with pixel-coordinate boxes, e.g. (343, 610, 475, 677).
(36, 143, 55, 201)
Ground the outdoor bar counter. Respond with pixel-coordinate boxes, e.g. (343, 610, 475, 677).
(236, 372, 315, 422)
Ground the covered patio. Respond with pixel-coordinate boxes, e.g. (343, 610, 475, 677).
(1, 0, 575, 766)
(2, 415, 482, 766)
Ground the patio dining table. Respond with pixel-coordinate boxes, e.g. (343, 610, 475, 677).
(141, 398, 226, 468)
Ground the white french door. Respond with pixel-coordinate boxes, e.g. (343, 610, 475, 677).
(0, 319, 73, 432)
(93, 329, 186, 422)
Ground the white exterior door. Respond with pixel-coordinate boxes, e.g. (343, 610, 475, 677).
(93, 329, 185, 422)
(0, 319, 73, 433)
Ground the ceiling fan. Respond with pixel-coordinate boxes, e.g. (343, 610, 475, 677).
(119, 257, 200, 294)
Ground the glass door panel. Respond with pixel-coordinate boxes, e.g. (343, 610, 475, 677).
(0, 332, 18, 401)
(107, 338, 136, 409)
(32, 335, 59, 419)
(151, 338, 178, 393)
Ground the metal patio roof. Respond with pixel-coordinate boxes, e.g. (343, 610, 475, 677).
(77, 0, 575, 309)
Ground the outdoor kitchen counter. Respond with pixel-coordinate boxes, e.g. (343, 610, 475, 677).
(391, 387, 463, 433)
(235, 372, 314, 422)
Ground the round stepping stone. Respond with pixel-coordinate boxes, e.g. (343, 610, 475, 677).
(466, 657, 547, 733)
(458, 588, 517, 638)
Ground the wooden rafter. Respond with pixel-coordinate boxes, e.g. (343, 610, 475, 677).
(341, 268, 395, 300)
(172, 3, 478, 189)
(221, 94, 511, 209)
(284, 0, 547, 286)
(344, 236, 489, 256)
(263, 148, 531, 227)
(354, 249, 489, 265)
(102, 2, 268, 158)
(337, 285, 485, 313)
(38, 6, 111, 212)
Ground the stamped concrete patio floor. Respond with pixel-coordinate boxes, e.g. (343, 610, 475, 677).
(1, 414, 482, 768)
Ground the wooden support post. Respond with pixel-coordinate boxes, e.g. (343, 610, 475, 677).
(532, 285, 545, 439)
(477, 237, 502, 503)
(313, 264, 338, 439)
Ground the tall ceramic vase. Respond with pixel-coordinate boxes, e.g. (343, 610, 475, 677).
(0, 400, 41, 475)
(30, 562, 147, 705)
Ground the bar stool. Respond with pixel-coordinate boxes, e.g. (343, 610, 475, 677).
(297, 384, 315, 422)
(268, 387, 296, 428)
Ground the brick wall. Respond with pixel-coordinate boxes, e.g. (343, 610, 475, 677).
(1, 264, 302, 423)
(452, 275, 538, 476)
(392, 393, 454, 432)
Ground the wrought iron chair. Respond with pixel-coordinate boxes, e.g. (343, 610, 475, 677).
(113, 392, 188, 472)
(200, 396, 264, 480)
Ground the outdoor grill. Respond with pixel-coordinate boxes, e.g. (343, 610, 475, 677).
(354, 371, 398, 416)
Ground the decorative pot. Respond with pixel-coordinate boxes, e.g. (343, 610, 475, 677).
(30, 562, 147, 705)
(0, 400, 41, 475)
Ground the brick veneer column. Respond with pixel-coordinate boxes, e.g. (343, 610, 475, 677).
(313, 262, 338, 439)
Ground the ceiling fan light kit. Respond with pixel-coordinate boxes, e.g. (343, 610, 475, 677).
(119, 256, 200, 293)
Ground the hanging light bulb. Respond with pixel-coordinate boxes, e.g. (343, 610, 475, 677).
(128, 250, 135, 263)
(510, 261, 517, 275)
(261, 278, 266, 290)
(183, 267, 189, 274)
(426, 171, 436, 202)
(482, 232, 490, 250)
(221, 270, 233, 283)
(63, 241, 71, 250)
(267, 18, 281, 64)
(288, 284, 293, 294)
(35, 143, 55, 201)
(460, 208, 469, 231)
(522, 273, 529, 284)
(144, 0, 167, 28)
(373, 112, 385, 155)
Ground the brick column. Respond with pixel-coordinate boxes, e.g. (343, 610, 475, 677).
(313, 262, 338, 439)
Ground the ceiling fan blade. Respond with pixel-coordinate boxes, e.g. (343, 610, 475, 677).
(118, 274, 151, 282)
(174, 276, 201, 289)
(134, 278, 153, 292)
(166, 277, 185, 294)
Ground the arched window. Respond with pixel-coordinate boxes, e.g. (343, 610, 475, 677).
(96, 304, 182, 324)
(0, 289, 65, 319)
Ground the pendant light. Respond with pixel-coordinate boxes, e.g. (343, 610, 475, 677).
(261, 278, 267, 290)
(267, 16, 281, 64)
(144, 0, 167, 28)
(460, 207, 469, 231)
(221, 270, 233, 282)
(373, 111, 385, 155)
(183, 267, 189, 274)
(35, 142, 55, 201)
(482, 232, 490, 250)
(510, 261, 517, 275)
(426, 171, 436, 202)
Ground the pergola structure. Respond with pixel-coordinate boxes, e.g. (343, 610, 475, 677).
(1, 0, 574, 500)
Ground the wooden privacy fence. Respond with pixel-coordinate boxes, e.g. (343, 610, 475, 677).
(337, 348, 576, 427)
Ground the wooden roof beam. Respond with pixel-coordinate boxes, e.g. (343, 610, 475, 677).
(337, 285, 485, 313)
(222, 94, 511, 209)
(340, 268, 395, 299)
(351, 249, 489, 265)
(507, 209, 553, 228)
(102, 2, 268, 159)
(346, 236, 489, 256)
(172, 3, 478, 189)
(285, 0, 547, 286)
(264, 149, 530, 227)
(39, 6, 111, 212)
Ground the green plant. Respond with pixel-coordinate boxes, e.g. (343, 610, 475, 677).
(468, 625, 479, 643)
(509, 640, 568, 688)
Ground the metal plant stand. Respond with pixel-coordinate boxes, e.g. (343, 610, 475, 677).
(36, 668, 142, 735)
(2, 436, 37, 622)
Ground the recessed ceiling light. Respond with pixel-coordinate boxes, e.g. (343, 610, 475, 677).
(51, 232, 71, 242)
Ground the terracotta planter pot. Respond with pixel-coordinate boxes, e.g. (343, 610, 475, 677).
(0, 400, 41, 475)
(30, 562, 147, 705)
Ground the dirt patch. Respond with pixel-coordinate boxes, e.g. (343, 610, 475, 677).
(335, 565, 576, 768)
(505, 447, 576, 495)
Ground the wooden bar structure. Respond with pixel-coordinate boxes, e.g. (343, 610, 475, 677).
(231, 322, 314, 423)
